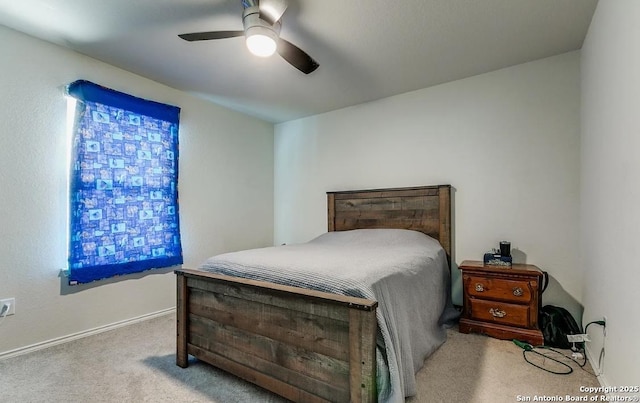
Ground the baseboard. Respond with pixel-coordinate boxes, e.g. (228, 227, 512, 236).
(585, 343, 610, 389)
(0, 307, 175, 361)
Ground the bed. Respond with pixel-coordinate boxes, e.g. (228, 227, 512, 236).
(175, 185, 454, 402)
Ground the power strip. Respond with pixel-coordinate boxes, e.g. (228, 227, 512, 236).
(567, 333, 591, 343)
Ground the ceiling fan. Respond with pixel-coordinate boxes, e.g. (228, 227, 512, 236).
(178, 0, 319, 74)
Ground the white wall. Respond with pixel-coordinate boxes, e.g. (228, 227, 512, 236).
(275, 52, 581, 308)
(0, 25, 273, 354)
(580, 0, 640, 387)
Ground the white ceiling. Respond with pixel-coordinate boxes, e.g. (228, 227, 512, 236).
(0, 0, 598, 123)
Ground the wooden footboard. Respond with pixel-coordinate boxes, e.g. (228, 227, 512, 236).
(176, 268, 378, 403)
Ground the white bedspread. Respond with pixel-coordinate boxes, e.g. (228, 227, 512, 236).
(199, 228, 457, 402)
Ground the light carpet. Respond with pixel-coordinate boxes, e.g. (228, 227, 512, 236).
(0, 313, 600, 402)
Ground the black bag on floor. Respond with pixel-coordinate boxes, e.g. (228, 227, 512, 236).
(539, 305, 581, 349)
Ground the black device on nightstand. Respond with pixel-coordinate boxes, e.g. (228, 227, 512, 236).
(483, 241, 512, 266)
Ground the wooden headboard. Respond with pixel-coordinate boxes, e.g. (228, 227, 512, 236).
(327, 185, 452, 264)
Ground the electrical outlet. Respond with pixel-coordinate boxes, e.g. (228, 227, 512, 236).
(0, 298, 15, 316)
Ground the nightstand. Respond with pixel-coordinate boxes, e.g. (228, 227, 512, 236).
(458, 260, 544, 345)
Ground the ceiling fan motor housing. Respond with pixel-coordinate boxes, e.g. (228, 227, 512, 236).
(243, 6, 281, 38)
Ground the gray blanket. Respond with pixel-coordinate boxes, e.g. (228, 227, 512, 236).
(200, 229, 456, 402)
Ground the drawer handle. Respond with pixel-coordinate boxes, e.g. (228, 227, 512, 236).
(475, 283, 485, 292)
(512, 287, 523, 297)
(489, 308, 506, 318)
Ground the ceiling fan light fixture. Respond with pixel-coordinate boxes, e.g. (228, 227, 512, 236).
(245, 26, 277, 57)
(179, 1, 318, 74)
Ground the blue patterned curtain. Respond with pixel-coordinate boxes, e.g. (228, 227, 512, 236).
(66, 80, 182, 284)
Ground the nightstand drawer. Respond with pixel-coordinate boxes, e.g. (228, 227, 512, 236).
(468, 299, 530, 328)
(466, 276, 532, 303)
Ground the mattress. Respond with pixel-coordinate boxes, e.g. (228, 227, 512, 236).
(200, 228, 458, 402)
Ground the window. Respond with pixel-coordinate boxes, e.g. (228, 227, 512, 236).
(66, 80, 182, 284)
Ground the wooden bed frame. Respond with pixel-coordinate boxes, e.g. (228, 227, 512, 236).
(175, 185, 452, 403)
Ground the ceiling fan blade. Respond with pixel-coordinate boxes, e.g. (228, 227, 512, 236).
(258, 0, 288, 25)
(178, 31, 245, 41)
(277, 38, 319, 74)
